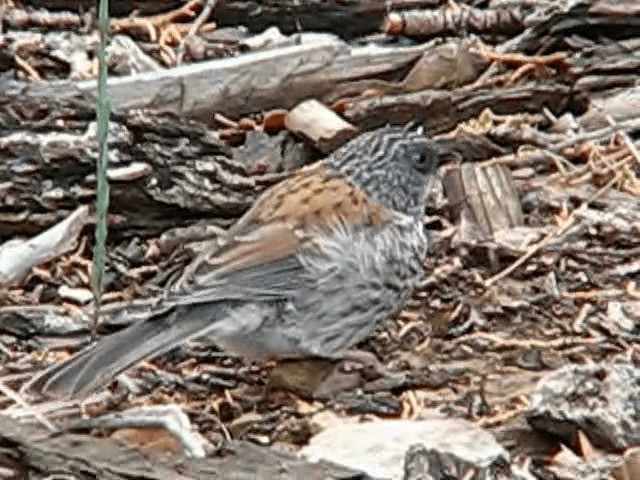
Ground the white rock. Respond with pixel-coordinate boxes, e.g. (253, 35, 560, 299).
(301, 418, 510, 480)
(58, 285, 93, 304)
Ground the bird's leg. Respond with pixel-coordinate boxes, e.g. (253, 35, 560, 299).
(338, 349, 410, 390)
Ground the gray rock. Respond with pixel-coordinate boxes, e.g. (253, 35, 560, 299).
(301, 418, 511, 480)
(527, 363, 640, 450)
(548, 454, 624, 480)
(402, 443, 511, 480)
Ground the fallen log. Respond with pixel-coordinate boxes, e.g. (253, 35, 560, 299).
(343, 84, 574, 133)
(25, 0, 441, 38)
(1, 35, 435, 121)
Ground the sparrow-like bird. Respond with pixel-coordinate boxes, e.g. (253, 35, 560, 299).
(26, 125, 441, 399)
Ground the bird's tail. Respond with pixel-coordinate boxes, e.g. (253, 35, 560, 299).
(24, 303, 224, 399)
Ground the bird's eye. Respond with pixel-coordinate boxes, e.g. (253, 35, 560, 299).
(414, 150, 435, 173)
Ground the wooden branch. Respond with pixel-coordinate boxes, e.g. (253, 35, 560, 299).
(384, 4, 524, 39)
(25, 0, 184, 17)
(342, 84, 573, 133)
(0, 206, 89, 287)
(215, 0, 442, 38)
(26, 0, 442, 38)
(1, 37, 436, 121)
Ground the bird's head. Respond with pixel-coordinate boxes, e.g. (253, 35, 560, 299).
(327, 125, 445, 217)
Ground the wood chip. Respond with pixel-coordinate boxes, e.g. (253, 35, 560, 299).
(285, 99, 358, 153)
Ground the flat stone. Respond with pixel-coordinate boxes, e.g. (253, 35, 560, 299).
(301, 418, 510, 479)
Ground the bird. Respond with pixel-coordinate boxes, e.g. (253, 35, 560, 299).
(25, 125, 443, 399)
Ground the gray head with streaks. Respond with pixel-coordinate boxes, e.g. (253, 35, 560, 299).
(326, 125, 441, 218)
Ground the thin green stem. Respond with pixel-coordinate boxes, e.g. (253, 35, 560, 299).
(92, 0, 111, 339)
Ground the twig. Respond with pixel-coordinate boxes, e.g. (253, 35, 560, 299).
(13, 55, 43, 81)
(0, 340, 12, 359)
(552, 118, 640, 153)
(563, 155, 632, 187)
(0, 380, 55, 432)
(176, 0, 217, 65)
(214, 112, 239, 128)
(475, 397, 529, 428)
(110, 0, 201, 41)
(451, 331, 601, 350)
(606, 114, 640, 166)
(482, 50, 568, 68)
(563, 289, 626, 300)
(484, 172, 622, 287)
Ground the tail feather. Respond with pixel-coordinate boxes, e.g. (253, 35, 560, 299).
(25, 303, 223, 399)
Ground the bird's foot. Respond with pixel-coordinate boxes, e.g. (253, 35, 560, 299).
(266, 351, 408, 400)
(338, 349, 390, 379)
(339, 349, 411, 391)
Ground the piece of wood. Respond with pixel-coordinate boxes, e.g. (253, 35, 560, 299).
(0, 298, 157, 338)
(383, 5, 524, 39)
(325, 38, 489, 103)
(285, 100, 358, 153)
(0, 416, 365, 479)
(26, 0, 184, 17)
(0, 206, 90, 287)
(26, 0, 442, 38)
(63, 404, 207, 458)
(442, 162, 524, 240)
(343, 84, 573, 133)
(215, 0, 441, 38)
(0, 37, 436, 121)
